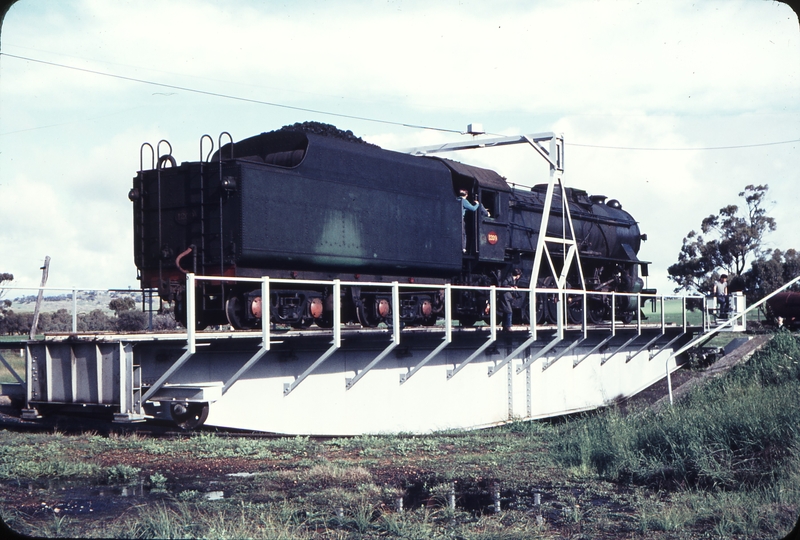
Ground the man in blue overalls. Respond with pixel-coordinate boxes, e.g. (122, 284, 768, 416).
(458, 189, 488, 253)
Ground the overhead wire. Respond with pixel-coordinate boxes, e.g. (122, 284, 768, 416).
(2, 52, 798, 150)
(0, 53, 463, 134)
(567, 140, 800, 151)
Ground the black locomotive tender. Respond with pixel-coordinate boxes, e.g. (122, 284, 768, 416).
(130, 124, 651, 330)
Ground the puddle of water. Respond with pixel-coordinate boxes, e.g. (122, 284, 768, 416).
(204, 490, 225, 501)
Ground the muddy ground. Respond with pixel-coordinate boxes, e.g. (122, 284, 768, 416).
(2, 341, 796, 539)
(0, 367, 701, 539)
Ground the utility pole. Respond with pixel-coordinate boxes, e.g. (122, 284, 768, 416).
(29, 256, 51, 340)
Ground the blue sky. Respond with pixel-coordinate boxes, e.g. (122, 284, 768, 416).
(0, 0, 798, 295)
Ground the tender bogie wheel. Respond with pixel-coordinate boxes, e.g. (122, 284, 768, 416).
(225, 296, 245, 329)
(176, 290, 209, 330)
(421, 316, 438, 326)
(356, 302, 376, 327)
(316, 314, 334, 328)
(169, 402, 209, 430)
(458, 316, 478, 328)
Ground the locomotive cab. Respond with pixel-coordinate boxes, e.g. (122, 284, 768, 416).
(437, 158, 511, 261)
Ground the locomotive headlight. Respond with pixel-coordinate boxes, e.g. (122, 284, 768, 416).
(128, 187, 140, 201)
(221, 176, 238, 192)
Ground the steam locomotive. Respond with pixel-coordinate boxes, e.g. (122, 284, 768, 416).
(129, 123, 651, 329)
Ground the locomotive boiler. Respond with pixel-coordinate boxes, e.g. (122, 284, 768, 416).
(130, 123, 650, 329)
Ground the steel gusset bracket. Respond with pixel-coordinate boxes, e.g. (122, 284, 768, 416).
(649, 332, 687, 361)
(400, 285, 452, 384)
(140, 349, 194, 404)
(625, 332, 665, 363)
(515, 335, 563, 374)
(541, 337, 586, 371)
(601, 333, 641, 366)
(222, 277, 272, 395)
(574, 334, 614, 368)
(284, 280, 342, 396)
(346, 282, 401, 390)
(447, 286, 497, 380)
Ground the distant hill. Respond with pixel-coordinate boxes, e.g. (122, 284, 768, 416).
(9, 290, 144, 316)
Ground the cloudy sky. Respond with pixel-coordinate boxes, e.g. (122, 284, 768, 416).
(0, 0, 798, 297)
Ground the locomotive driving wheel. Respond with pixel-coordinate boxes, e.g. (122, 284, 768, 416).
(566, 289, 585, 325)
(587, 295, 606, 325)
(617, 308, 634, 324)
(520, 290, 545, 325)
(540, 277, 560, 324)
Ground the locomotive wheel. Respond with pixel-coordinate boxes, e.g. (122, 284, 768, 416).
(356, 301, 378, 327)
(458, 316, 478, 327)
(175, 290, 209, 330)
(566, 293, 584, 325)
(169, 402, 209, 430)
(541, 277, 559, 324)
(618, 310, 634, 324)
(226, 296, 256, 330)
(521, 293, 546, 325)
(316, 314, 334, 328)
(587, 296, 606, 325)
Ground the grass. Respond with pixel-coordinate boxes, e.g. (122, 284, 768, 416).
(2, 332, 800, 538)
(550, 331, 800, 490)
(0, 348, 25, 384)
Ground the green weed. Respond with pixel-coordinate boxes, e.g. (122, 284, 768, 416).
(105, 463, 141, 484)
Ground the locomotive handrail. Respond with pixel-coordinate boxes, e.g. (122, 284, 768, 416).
(139, 142, 155, 172)
(200, 134, 214, 162)
(217, 132, 234, 279)
(218, 132, 234, 160)
(156, 140, 173, 165)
